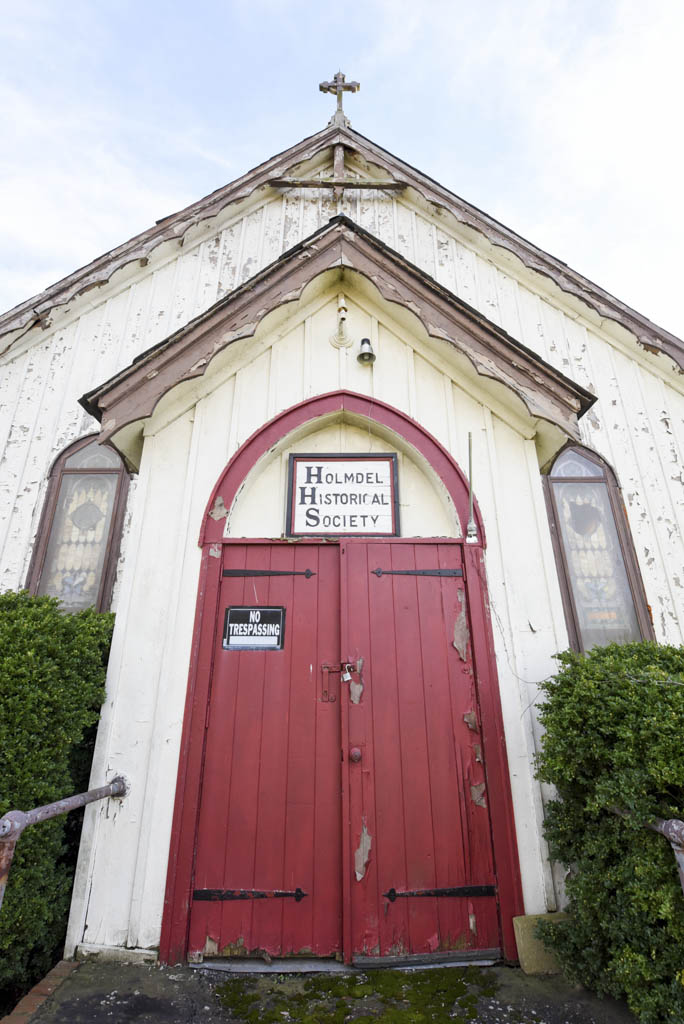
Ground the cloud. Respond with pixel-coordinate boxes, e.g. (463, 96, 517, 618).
(0, 64, 249, 312)
(358, 0, 684, 334)
(515, 0, 684, 331)
(0, 0, 682, 337)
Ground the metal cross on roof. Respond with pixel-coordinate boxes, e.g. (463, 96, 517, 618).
(319, 71, 360, 128)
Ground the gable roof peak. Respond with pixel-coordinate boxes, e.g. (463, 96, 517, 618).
(82, 211, 594, 474)
(1, 119, 682, 374)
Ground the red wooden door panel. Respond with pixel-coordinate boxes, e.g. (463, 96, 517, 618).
(187, 538, 502, 964)
(188, 543, 342, 959)
(340, 541, 501, 961)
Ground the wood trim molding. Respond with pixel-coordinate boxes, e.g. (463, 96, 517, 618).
(25, 433, 129, 612)
(160, 396, 525, 962)
(3, 125, 682, 374)
(542, 443, 655, 651)
(81, 216, 595, 458)
(198, 389, 487, 549)
(0, 125, 341, 347)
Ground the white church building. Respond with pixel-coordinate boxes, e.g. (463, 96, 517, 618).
(1, 76, 682, 966)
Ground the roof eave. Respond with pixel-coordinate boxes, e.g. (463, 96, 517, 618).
(5, 122, 681, 372)
(82, 215, 594, 467)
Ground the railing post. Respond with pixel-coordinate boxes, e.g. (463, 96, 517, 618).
(0, 836, 19, 913)
(0, 776, 127, 915)
(648, 818, 684, 898)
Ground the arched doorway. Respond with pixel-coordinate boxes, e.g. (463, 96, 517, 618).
(160, 391, 523, 965)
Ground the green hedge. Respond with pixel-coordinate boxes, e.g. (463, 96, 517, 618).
(0, 592, 112, 1011)
(536, 643, 684, 1024)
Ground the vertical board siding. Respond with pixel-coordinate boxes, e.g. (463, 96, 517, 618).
(620, 360, 683, 641)
(1, 149, 679, 962)
(240, 208, 266, 284)
(0, 312, 93, 588)
(414, 354, 450, 448)
(282, 193, 304, 250)
(139, 260, 179, 354)
(232, 349, 272, 448)
(372, 323, 412, 413)
(1, 158, 683, 641)
(473, 255, 502, 328)
(515, 288, 549, 363)
(452, 239, 479, 310)
(127, 401, 209, 948)
(494, 267, 524, 342)
(374, 195, 395, 249)
(319, 186, 337, 226)
(216, 218, 245, 300)
(434, 229, 456, 293)
(357, 189, 376, 234)
(395, 200, 413, 259)
(170, 242, 203, 327)
(120, 274, 156, 367)
(261, 199, 286, 269)
(76, 413, 196, 947)
(301, 191, 322, 240)
(62, 276, 681, 953)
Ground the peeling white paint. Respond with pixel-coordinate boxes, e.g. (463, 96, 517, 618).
(463, 711, 478, 732)
(208, 496, 228, 521)
(0, 153, 680, 960)
(349, 676, 364, 705)
(354, 819, 372, 881)
(452, 590, 469, 661)
(470, 782, 487, 808)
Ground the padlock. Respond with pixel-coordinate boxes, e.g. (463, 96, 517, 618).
(341, 665, 353, 683)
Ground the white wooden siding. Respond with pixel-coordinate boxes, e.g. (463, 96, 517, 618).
(2, 176, 682, 631)
(66, 286, 579, 953)
(0, 152, 682, 956)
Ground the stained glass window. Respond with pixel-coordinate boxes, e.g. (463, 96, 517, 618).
(544, 446, 653, 652)
(27, 436, 129, 612)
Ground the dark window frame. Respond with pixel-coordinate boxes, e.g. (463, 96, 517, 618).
(543, 443, 654, 652)
(26, 434, 129, 612)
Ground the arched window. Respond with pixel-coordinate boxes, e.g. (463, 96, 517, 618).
(27, 436, 129, 612)
(544, 446, 653, 652)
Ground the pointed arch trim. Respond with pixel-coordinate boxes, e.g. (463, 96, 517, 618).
(199, 389, 485, 547)
(543, 442, 655, 651)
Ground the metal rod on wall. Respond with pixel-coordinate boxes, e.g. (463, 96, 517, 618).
(466, 432, 478, 543)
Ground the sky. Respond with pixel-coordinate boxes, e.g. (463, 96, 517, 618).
(1, 0, 683, 338)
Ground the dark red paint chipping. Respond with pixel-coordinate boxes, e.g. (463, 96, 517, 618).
(160, 391, 523, 965)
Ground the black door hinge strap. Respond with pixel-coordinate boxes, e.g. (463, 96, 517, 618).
(194, 887, 307, 902)
(371, 568, 462, 578)
(223, 569, 315, 578)
(383, 885, 495, 901)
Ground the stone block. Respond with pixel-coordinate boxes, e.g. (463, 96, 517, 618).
(513, 912, 569, 975)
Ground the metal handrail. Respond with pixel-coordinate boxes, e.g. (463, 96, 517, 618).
(0, 776, 127, 913)
(647, 817, 684, 896)
(611, 809, 684, 896)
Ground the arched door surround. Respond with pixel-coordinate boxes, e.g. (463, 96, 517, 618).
(160, 391, 523, 965)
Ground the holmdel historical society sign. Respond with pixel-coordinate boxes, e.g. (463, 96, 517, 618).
(287, 454, 399, 536)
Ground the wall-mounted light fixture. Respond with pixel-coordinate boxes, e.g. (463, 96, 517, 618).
(357, 337, 376, 365)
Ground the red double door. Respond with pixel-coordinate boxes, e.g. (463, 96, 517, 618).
(188, 540, 501, 963)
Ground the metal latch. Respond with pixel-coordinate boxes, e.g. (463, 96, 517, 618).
(321, 663, 355, 702)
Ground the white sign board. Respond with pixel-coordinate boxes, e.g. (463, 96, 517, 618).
(287, 454, 399, 536)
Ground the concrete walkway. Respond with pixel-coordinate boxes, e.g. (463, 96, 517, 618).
(4, 959, 637, 1024)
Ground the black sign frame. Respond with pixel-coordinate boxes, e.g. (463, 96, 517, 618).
(223, 606, 286, 651)
(286, 453, 400, 538)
